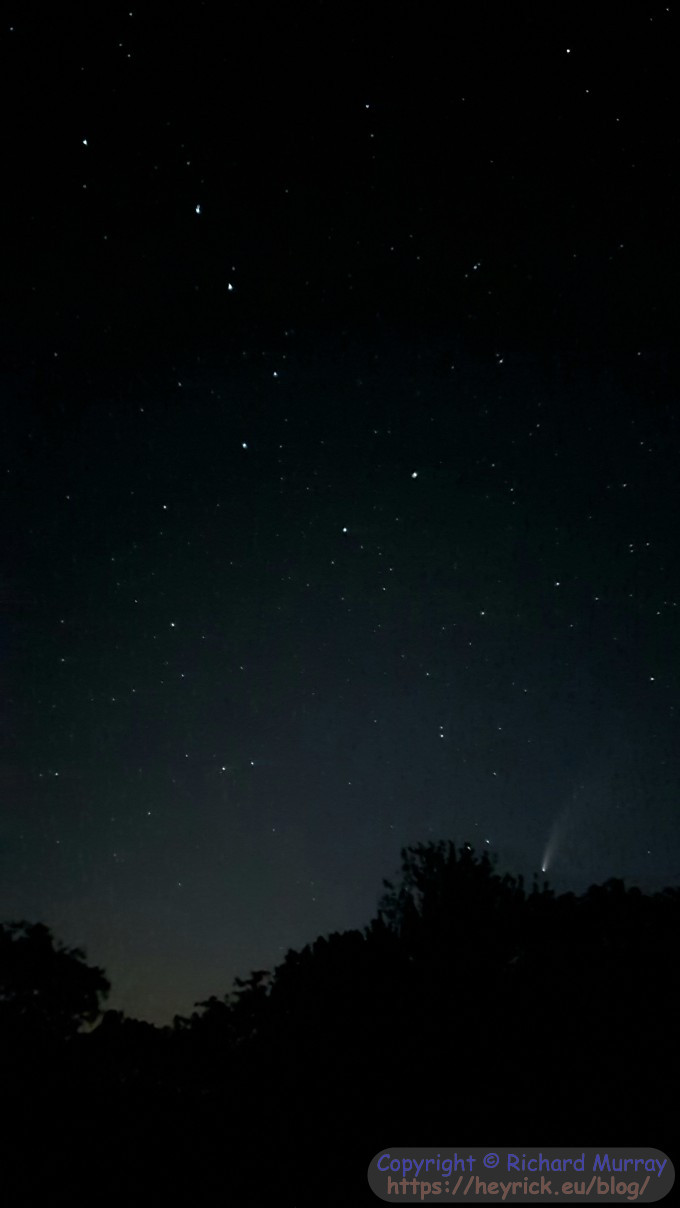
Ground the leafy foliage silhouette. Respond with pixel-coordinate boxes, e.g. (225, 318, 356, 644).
(0, 920, 110, 1048)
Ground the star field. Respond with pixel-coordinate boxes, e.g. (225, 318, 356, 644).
(2, 3, 679, 1023)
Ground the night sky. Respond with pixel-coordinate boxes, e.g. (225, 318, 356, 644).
(2, 3, 680, 1025)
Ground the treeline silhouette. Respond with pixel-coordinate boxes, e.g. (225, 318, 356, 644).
(2, 842, 678, 1204)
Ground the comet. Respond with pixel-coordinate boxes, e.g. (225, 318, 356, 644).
(541, 807, 570, 875)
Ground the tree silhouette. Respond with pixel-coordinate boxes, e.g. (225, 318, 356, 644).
(378, 838, 527, 941)
(1, 843, 678, 1203)
(0, 920, 110, 1051)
